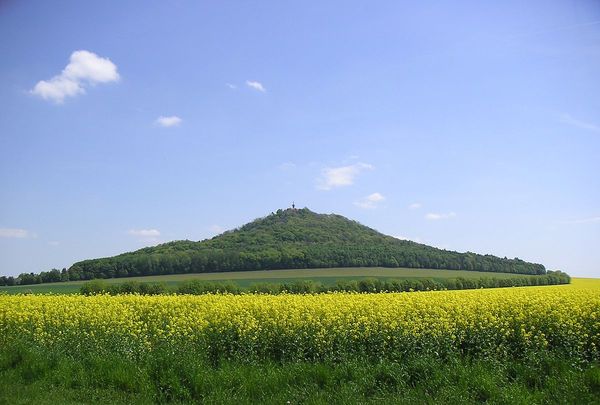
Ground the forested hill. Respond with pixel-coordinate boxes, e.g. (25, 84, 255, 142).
(63, 208, 546, 281)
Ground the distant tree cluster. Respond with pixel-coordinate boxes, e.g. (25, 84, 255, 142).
(2, 208, 551, 286)
(79, 271, 570, 296)
(0, 276, 16, 286)
(0, 268, 69, 286)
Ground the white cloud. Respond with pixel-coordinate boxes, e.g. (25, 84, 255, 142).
(393, 235, 422, 243)
(128, 229, 160, 237)
(246, 80, 266, 92)
(317, 162, 373, 190)
(31, 76, 84, 103)
(355, 192, 385, 209)
(155, 116, 182, 127)
(128, 229, 161, 245)
(62, 50, 120, 83)
(367, 192, 385, 202)
(425, 212, 456, 220)
(408, 203, 422, 210)
(209, 225, 225, 234)
(0, 228, 30, 238)
(31, 50, 119, 103)
(559, 114, 600, 133)
(48, 241, 60, 246)
(226, 83, 237, 89)
(279, 162, 296, 170)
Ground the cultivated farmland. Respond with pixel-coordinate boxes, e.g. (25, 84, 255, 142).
(1, 279, 598, 403)
(0, 266, 538, 295)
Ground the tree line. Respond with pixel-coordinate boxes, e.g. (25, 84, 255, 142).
(0, 268, 68, 286)
(79, 271, 570, 296)
(63, 246, 546, 284)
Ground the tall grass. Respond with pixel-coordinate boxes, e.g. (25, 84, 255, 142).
(1, 343, 598, 404)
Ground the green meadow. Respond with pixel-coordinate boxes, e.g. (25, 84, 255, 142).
(0, 267, 533, 294)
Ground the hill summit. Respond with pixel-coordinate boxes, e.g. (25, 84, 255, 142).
(68, 208, 546, 280)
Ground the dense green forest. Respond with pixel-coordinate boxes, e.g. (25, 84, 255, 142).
(2, 208, 549, 286)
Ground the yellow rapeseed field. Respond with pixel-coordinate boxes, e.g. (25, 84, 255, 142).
(1, 279, 599, 362)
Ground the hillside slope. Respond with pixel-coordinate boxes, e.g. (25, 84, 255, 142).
(67, 208, 546, 280)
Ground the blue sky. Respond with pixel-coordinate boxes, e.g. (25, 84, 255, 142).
(1, 0, 599, 277)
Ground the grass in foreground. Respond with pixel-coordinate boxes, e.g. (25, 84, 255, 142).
(0, 345, 598, 404)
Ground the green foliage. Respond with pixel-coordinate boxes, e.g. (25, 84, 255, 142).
(80, 271, 570, 296)
(80, 279, 110, 295)
(80, 280, 167, 296)
(9, 208, 553, 285)
(0, 344, 598, 404)
(176, 280, 241, 295)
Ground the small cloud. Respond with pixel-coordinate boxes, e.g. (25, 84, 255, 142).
(355, 192, 385, 209)
(128, 229, 160, 237)
(31, 77, 83, 103)
(425, 212, 456, 220)
(246, 80, 266, 92)
(317, 162, 373, 190)
(559, 114, 600, 133)
(368, 193, 385, 202)
(408, 203, 421, 210)
(31, 50, 119, 103)
(561, 216, 600, 225)
(0, 228, 31, 238)
(226, 83, 237, 89)
(209, 225, 225, 234)
(155, 116, 182, 127)
(48, 241, 60, 246)
(392, 235, 422, 243)
(279, 162, 296, 170)
(128, 229, 160, 244)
